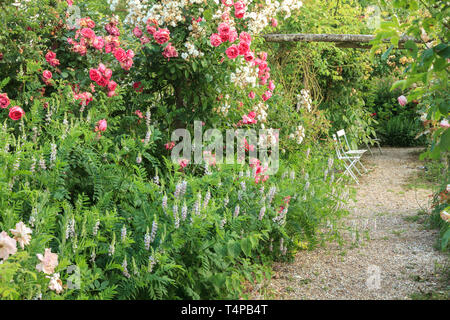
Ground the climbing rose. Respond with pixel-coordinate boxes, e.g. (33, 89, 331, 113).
(0, 231, 17, 260)
(248, 91, 255, 99)
(42, 70, 52, 80)
(36, 248, 58, 274)
(225, 45, 239, 59)
(8, 106, 25, 120)
(104, 68, 112, 80)
(133, 26, 143, 38)
(154, 28, 170, 44)
(113, 47, 127, 62)
(244, 51, 254, 62)
(210, 33, 222, 47)
(107, 80, 117, 92)
(89, 68, 102, 82)
(238, 42, 250, 55)
(271, 18, 278, 27)
(0, 93, 10, 108)
(96, 119, 107, 132)
(80, 28, 96, 40)
(96, 76, 109, 87)
(398, 95, 407, 106)
(162, 43, 178, 60)
(218, 22, 230, 37)
(10, 222, 32, 249)
(239, 32, 252, 44)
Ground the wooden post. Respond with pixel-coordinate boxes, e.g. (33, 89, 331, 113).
(261, 33, 419, 49)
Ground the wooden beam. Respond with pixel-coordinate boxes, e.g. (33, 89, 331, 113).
(261, 33, 419, 49)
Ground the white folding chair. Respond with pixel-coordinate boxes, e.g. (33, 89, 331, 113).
(336, 129, 368, 174)
(333, 134, 360, 184)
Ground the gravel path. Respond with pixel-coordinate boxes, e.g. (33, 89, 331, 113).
(268, 147, 448, 300)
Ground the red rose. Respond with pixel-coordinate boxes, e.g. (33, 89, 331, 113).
(0, 93, 10, 108)
(238, 42, 249, 55)
(153, 28, 170, 45)
(42, 70, 52, 80)
(96, 77, 109, 87)
(113, 47, 127, 62)
(225, 45, 239, 59)
(89, 68, 102, 82)
(8, 106, 25, 120)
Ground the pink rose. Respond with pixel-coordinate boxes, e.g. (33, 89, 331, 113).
(262, 91, 272, 101)
(104, 68, 112, 80)
(89, 68, 102, 82)
(96, 77, 109, 87)
(162, 43, 178, 60)
(225, 45, 239, 59)
(107, 80, 117, 91)
(133, 26, 143, 38)
(126, 49, 135, 58)
(235, 9, 245, 19)
(165, 141, 175, 150)
(154, 28, 170, 45)
(113, 47, 127, 62)
(398, 95, 407, 106)
(0, 231, 17, 260)
(8, 106, 25, 121)
(239, 32, 251, 44)
(92, 36, 104, 50)
(146, 25, 156, 35)
(228, 28, 238, 43)
(271, 18, 278, 27)
(98, 63, 106, 73)
(140, 36, 150, 45)
(248, 111, 256, 119)
(107, 91, 116, 97)
(36, 248, 58, 274)
(96, 119, 107, 132)
(440, 119, 450, 128)
(238, 42, 250, 55)
(0, 93, 11, 108)
(248, 91, 255, 99)
(210, 33, 222, 47)
(244, 51, 254, 62)
(45, 51, 56, 62)
(42, 70, 52, 81)
(218, 22, 230, 37)
(268, 80, 275, 91)
(80, 28, 96, 40)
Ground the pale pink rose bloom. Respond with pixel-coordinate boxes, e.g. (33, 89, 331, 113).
(133, 26, 143, 38)
(10, 222, 32, 249)
(271, 18, 278, 27)
(36, 248, 58, 274)
(268, 80, 275, 91)
(48, 273, 64, 294)
(398, 95, 407, 106)
(440, 119, 450, 128)
(97, 119, 107, 132)
(0, 231, 17, 260)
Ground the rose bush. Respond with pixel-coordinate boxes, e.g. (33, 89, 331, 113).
(0, 0, 352, 299)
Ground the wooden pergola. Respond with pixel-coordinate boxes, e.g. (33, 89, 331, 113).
(262, 33, 420, 49)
